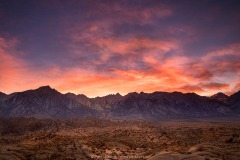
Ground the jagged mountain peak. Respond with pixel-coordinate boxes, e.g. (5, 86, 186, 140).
(1, 87, 240, 119)
(105, 93, 123, 98)
(93, 93, 123, 100)
(185, 92, 200, 96)
(211, 92, 229, 103)
(212, 92, 228, 97)
(65, 92, 77, 96)
(116, 93, 121, 96)
(36, 85, 54, 91)
(172, 91, 183, 95)
(126, 92, 139, 97)
(34, 85, 60, 94)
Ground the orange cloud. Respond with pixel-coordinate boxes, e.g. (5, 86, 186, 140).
(177, 85, 206, 94)
(1, 35, 239, 97)
(201, 82, 230, 90)
(234, 83, 240, 91)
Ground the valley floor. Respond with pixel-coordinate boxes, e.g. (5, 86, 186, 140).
(0, 118, 240, 160)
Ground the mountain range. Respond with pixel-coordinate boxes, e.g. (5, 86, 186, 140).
(0, 86, 239, 120)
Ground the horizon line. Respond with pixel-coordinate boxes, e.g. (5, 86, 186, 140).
(1, 85, 239, 98)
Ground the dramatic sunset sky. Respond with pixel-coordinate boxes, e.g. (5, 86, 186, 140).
(0, 0, 240, 97)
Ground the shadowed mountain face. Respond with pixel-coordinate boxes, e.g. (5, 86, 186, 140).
(0, 86, 239, 120)
(110, 92, 233, 120)
(0, 92, 7, 102)
(65, 92, 122, 111)
(0, 86, 98, 119)
(211, 92, 229, 103)
(229, 91, 240, 113)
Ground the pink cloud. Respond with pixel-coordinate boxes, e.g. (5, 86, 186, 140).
(200, 82, 230, 90)
(1, 35, 239, 97)
(234, 83, 240, 91)
(177, 85, 206, 94)
(204, 43, 240, 60)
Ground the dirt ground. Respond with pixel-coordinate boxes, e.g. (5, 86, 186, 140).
(0, 118, 239, 160)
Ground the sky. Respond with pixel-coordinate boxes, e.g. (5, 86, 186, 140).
(0, 0, 240, 97)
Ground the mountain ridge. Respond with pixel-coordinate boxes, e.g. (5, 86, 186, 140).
(0, 86, 239, 120)
(1, 86, 238, 99)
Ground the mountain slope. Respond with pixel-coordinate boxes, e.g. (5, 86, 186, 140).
(211, 92, 229, 103)
(0, 92, 7, 102)
(0, 86, 97, 118)
(110, 92, 233, 120)
(65, 93, 123, 111)
(0, 86, 239, 120)
(229, 90, 240, 113)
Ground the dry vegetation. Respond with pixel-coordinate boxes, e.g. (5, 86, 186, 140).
(0, 117, 240, 160)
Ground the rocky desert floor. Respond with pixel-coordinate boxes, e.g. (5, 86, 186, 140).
(0, 118, 240, 160)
